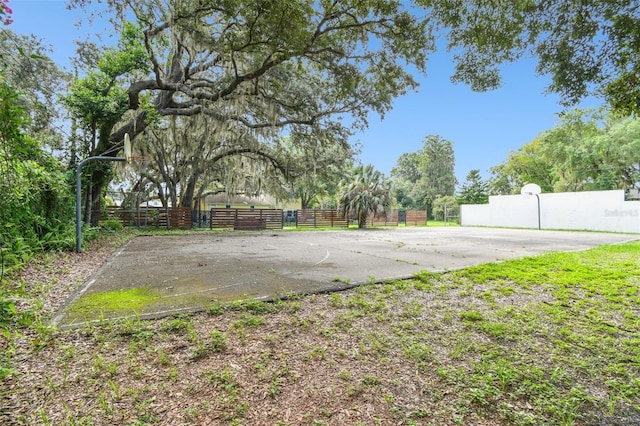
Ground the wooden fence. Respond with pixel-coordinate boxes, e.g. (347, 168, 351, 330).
(367, 210, 399, 227)
(105, 206, 426, 230)
(104, 206, 192, 229)
(296, 209, 349, 228)
(210, 208, 283, 230)
(170, 207, 192, 229)
(405, 210, 427, 226)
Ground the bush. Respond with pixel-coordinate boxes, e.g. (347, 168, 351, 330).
(101, 218, 123, 232)
(0, 81, 76, 271)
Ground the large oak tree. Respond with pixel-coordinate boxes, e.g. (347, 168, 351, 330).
(68, 0, 432, 223)
(66, 0, 640, 224)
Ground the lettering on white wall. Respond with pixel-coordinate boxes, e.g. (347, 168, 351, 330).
(604, 209, 639, 217)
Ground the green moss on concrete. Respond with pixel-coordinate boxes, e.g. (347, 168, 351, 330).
(69, 288, 159, 315)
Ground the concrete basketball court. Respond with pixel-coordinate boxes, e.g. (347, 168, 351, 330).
(55, 227, 637, 326)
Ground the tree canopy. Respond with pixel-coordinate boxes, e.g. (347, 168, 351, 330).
(7, 0, 640, 231)
(69, 0, 432, 147)
(422, 0, 640, 115)
(488, 109, 640, 196)
(458, 169, 489, 204)
(62, 0, 437, 221)
(60, 0, 640, 220)
(0, 30, 71, 151)
(390, 135, 456, 211)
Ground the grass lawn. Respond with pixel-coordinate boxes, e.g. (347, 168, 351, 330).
(1, 236, 639, 425)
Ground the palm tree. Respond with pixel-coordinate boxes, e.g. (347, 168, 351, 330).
(338, 164, 393, 228)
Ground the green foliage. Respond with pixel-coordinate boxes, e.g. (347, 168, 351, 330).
(457, 169, 489, 204)
(431, 195, 458, 221)
(390, 152, 421, 209)
(390, 135, 456, 211)
(489, 109, 640, 195)
(338, 164, 393, 228)
(62, 22, 151, 226)
(0, 81, 75, 277)
(65, 23, 148, 135)
(98, 22, 149, 79)
(101, 218, 123, 232)
(0, 30, 71, 145)
(271, 135, 355, 209)
(64, 72, 129, 130)
(426, 0, 640, 115)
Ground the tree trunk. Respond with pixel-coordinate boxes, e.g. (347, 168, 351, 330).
(300, 190, 316, 209)
(90, 183, 102, 226)
(83, 184, 92, 224)
(180, 175, 200, 208)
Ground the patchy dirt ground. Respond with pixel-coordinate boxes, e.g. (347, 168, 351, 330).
(2, 233, 639, 425)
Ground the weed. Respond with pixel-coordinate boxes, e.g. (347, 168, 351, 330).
(232, 313, 265, 329)
(288, 300, 302, 312)
(477, 321, 513, 340)
(404, 342, 432, 363)
(162, 315, 193, 333)
(338, 370, 352, 381)
(206, 366, 240, 393)
(400, 300, 423, 318)
(413, 270, 437, 284)
(207, 303, 224, 316)
(306, 345, 328, 360)
(210, 330, 227, 352)
(268, 376, 285, 398)
(191, 330, 227, 360)
(460, 310, 483, 322)
(156, 350, 172, 366)
(361, 374, 381, 386)
(329, 293, 345, 308)
(115, 316, 155, 343)
(98, 392, 113, 415)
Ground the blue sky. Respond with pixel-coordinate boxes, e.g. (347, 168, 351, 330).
(10, 0, 602, 185)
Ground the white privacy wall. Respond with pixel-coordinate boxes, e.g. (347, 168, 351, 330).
(460, 190, 640, 233)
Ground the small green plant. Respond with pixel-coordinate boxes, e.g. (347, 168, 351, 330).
(206, 366, 240, 393)
(207, 303, 224, 316)
(460, 310, 483, 322)
(329, 293, 345, 308)
(210, 330, 227, 352)
(338, 370, 352, 381)
(232, 314, 265, 329)
(229, 299, 280, 314)
(162, 315, 193, 333)
(191, 330, 227, 360)
(361, 374, 381, 386)
(404, 342, 432, 363)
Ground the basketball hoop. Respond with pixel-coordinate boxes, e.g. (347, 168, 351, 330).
(520, 183, 541, 195)
(130, 155, 152, 174)
(123, 134, 152, 172)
